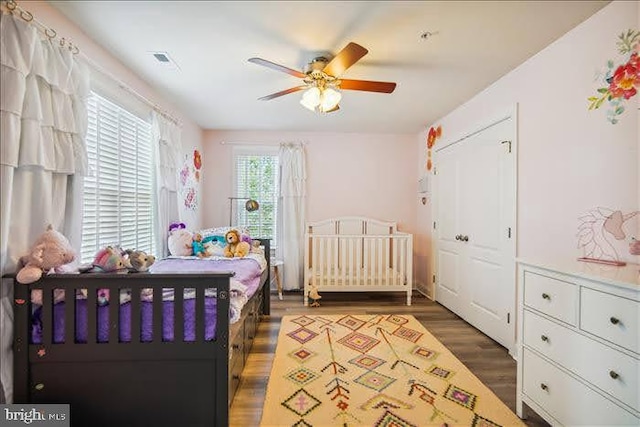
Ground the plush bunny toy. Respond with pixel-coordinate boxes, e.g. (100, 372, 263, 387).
(16, 225, 76, 284)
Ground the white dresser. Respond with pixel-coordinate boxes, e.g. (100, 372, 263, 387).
(517, 259, 639, 426)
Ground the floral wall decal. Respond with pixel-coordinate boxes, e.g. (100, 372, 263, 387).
(178, 149, 202, 211)
(425, 125, 442, 171)
(588, 29, 639, 124)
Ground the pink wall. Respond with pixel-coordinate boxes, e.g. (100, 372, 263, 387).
(202, 130, 418, 234)
(25, 1, 205, 228)
(417, 0, 639, 296)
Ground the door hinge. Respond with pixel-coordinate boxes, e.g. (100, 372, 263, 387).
(433, 167, 437, 175)
(433, 221, 437, 230)
(507, 312, 511, 324)
(501, 140, 512, 153)
(508, 227, 512, 238)
(432, 274, 436, 284)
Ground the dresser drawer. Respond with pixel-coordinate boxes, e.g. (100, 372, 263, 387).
(524, 271, 578, 325)
(524, 310, 639, 412)
(580, 288, 639, 354)
(522, 349, 640, 425)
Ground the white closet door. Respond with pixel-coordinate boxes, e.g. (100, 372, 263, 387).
(434, 114, 516, 351)
(435, 143, 464, 315)
(461, 118, 515, 349)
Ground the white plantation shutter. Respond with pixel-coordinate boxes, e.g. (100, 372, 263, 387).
(233, 148, 279, 246)
(81, 92, 154, 262)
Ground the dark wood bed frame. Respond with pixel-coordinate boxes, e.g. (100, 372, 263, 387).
(11, 239, 270, 427)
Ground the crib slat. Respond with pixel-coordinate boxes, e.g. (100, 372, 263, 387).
(174, 286, 184, 342)
(363, 238, 369, 287)
(64, 288, 74, 345)
(340, 238, 346, 288)
(319, 238, 325, 288)
(109, 286, 118, 344)
(400, 237, 406, 288)
(42, 287, 52, 345)
(196, 286, 205, 343)
(153, 285, 163, 343)
(385, 238, 390, 287)
(356, 238, 361, 286)
(333, 237, 339, 287)
(348, 237, 355, 286)
(130, 288, 141, 343)
(377, 237, 383, 286)
(86, 287, 97, 345)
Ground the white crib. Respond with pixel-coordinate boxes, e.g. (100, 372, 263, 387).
(303, 217, 413, 306)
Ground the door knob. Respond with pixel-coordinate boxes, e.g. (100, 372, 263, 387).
(462, 235, 469, 242)
(455, 235, 461, 241)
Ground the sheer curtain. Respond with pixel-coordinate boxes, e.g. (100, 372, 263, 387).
(152, 111, 181, 258)
(276, 143, 306, 290)
(0, 14, 90, 403)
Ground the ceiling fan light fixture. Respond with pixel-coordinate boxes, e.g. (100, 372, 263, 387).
(300, 87, 321, 111)
(300, 86, 341, 113)
(319, 87, 341, 112)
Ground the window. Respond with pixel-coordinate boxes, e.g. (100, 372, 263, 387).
(233, 147, 279, 246)
(81, 92, 154, 262)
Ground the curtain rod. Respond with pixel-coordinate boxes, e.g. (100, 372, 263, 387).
(220, 141, 307, 146)
(1, 0, 182, 128)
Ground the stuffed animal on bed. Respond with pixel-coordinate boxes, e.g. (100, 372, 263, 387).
(124, 250, 156, 272)
(92, 246, 127, 272)
(16, 224, 76, 284)
(168, 224, 193, 257)
(224, 229, 250, 258)
(190, 233, 207, 258)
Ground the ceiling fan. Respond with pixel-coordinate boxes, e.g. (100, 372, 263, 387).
(248, 42, 397, 113)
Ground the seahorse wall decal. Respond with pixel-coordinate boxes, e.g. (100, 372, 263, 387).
(577, 208, 639, 262)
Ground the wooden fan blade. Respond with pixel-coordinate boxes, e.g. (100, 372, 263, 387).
(339, 79, 396, 93)
(248, 58, 306, 78)
(322, 42, 368, 77)
(258, 86, 307, 101)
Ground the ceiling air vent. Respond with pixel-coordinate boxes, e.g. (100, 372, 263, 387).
(149, 51, 181, 70)
(153, 53, 170, 63)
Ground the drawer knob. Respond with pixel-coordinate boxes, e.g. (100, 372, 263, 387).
(540, 383, 548, 391)
(609, 370, 619, 380)
(34, 383, 45, 391)
(609, 317, 620, 325)
(232, 375, 240, 381)
(541, 335, 549, 342)
(541, 293, 550, 300)
(232, 344, 240, 350)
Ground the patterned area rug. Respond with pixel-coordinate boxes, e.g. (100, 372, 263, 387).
(261, 314, 524, 427)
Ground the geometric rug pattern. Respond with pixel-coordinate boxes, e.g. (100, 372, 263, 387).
(261, 314, 525, 426)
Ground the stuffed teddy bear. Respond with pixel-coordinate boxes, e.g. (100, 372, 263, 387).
(224, 229, 250, 258)
(168, 224, 193, 257)
(124, 250, 156, 272)
(92, 246, 127, 272)
(16, 225, 76, 284)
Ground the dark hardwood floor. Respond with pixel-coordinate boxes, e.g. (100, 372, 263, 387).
(230, 291, 549, 427)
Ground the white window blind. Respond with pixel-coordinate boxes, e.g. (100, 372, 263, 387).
(81, 92, 154, 263)
(233, 150, 279, 246)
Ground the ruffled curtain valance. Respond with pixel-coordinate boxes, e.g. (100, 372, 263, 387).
(1, 13, 89, 175)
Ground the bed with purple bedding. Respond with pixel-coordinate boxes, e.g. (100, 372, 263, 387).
(30, 254, 266, 344)
(12, 239, 271, 427)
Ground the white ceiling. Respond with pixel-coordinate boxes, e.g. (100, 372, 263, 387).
(51, 1, 609, 134)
